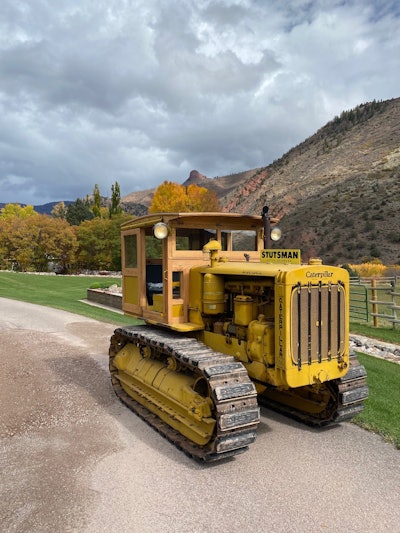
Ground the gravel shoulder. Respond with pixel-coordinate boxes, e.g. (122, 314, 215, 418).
(1, 298, 399, 533)
(350, 333, 400, 364)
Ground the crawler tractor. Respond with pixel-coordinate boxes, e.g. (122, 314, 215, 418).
(109, 208, 368, 461)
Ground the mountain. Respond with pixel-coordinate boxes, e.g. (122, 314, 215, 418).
(121, 170, 254, 216)
(222, 98, 400, 265)
(0, 201, 73, 215)
(119, 169, 255, 215)
(121, 97, 400, 265)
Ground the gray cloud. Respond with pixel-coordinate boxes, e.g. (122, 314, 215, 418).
(0, 0, 399, 205)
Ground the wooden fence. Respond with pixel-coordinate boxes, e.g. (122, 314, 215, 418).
(350, 277, 399, 328)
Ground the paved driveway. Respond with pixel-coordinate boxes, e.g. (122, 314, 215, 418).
(0, 297, 399, 533)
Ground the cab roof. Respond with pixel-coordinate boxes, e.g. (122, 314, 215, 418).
(121, 212, 279, 232)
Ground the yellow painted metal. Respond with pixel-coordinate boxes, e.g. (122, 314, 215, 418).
(172, 303, 184, 318)
(152, 294, 163, 312)
(145, 319, 204, 332)
(203, 330, 249, 362)
(113, 343, 216, 445)
(247, 317, 275, 367)
(114, 211, 367, 447)
(188, 269, 205, 327)
(202, 330, 279, 389)
(260, 383, 332, 414)
(203, 273, 225, 315)
(200, 261, 350, 390)
(274, 265, 350, 388)
(124, 276, 139, 305)
(120, 211, 352, 397)
(234, 295, 255, 326)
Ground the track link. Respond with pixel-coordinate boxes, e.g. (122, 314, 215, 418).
(109, 325, 260, 462)
(259, 354, 369, 426)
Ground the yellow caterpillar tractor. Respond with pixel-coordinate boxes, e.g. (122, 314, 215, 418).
(109, 207, 368, 461)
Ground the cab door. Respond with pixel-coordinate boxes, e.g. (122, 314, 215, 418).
(121, 229, 144, 316)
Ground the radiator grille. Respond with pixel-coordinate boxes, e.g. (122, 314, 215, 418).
(291, 282, 346, 368)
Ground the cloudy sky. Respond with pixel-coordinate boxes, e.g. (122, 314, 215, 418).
(0, 0, 399, 206)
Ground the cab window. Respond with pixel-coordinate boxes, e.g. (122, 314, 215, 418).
(175, 228, 215, 250)
(124, 234, 137, 268)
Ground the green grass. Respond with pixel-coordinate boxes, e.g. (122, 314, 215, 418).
(350, 321, 400, 344)
(1, 270, 399, 447)
(0, 271, 136, 325)
(354, 354, 400, 449)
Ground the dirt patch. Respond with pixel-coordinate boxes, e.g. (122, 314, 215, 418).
(0, 330, 121, 532)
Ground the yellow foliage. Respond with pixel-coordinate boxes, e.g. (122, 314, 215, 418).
(0, 213, 77, 271)
(149, 181, 186, 213)
(0, 203, 37, 219)
(350, 263, 396, 277)
(149, 181, 219, 213)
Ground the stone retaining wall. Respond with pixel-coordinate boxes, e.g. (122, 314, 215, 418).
(87, 288, 122, 310)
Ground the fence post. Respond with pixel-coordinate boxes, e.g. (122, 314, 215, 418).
(371, 278, 378, 327)
(390, 279, 398, 330)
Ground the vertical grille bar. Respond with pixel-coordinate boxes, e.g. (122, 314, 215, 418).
(318, 282, 322, 363)
(327, 285, 332, 360)
(297, 284, 302, 369)
(337, 284, 341, 357)
(307, 285, 312, 365)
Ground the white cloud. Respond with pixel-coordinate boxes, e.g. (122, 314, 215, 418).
(0, 0, 399, 205)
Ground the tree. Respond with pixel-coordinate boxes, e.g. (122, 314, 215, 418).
(0, 217, 17, 268)
(66, 198, 94, 226)
(29, 215, 78, 272)
(149, 181, 220, 213)
(92, 184, 102, 218)
(0, 203, 37, 219)
(149, 181, 186, 213)
(109, 181, 122, 217)
(51, 201, 67, 220)
(186, 184, 219, 212)
(76, 213, 130, 270)
(0, 214, 78, 271)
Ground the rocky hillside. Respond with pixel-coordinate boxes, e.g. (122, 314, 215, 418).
(120, 168, 257, 215)
(121, 98, 400, 265)
(222, 98, 400, 265)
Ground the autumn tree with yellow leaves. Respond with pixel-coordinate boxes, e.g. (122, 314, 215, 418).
(0, 206, 78, 271)
(149, 181, 220, 213)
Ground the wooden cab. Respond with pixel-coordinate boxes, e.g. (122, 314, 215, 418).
(120, 212, 267, 330)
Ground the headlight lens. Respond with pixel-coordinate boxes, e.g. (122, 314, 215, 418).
(270, 227, 282, 242)
(153, 222, 169, 240)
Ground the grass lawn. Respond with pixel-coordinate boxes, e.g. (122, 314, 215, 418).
(350, 321, 400, 345)
(0, 270, 398, 448)
(0, 271, 136, 326)
(355, 354, 400, 449)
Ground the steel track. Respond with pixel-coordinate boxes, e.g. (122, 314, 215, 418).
(258, 354, 369, 426)
(109, 326, 368, 460)
(109, 325, 260, 462)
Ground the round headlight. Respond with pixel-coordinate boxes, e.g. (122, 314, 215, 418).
(153, 222, 169, 240)
(271, 227, 282, 242)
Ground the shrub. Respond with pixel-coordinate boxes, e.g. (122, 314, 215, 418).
(350, 262, 387, 277)
(341, 263, 358, 277)
(89, 281, 120, 290)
